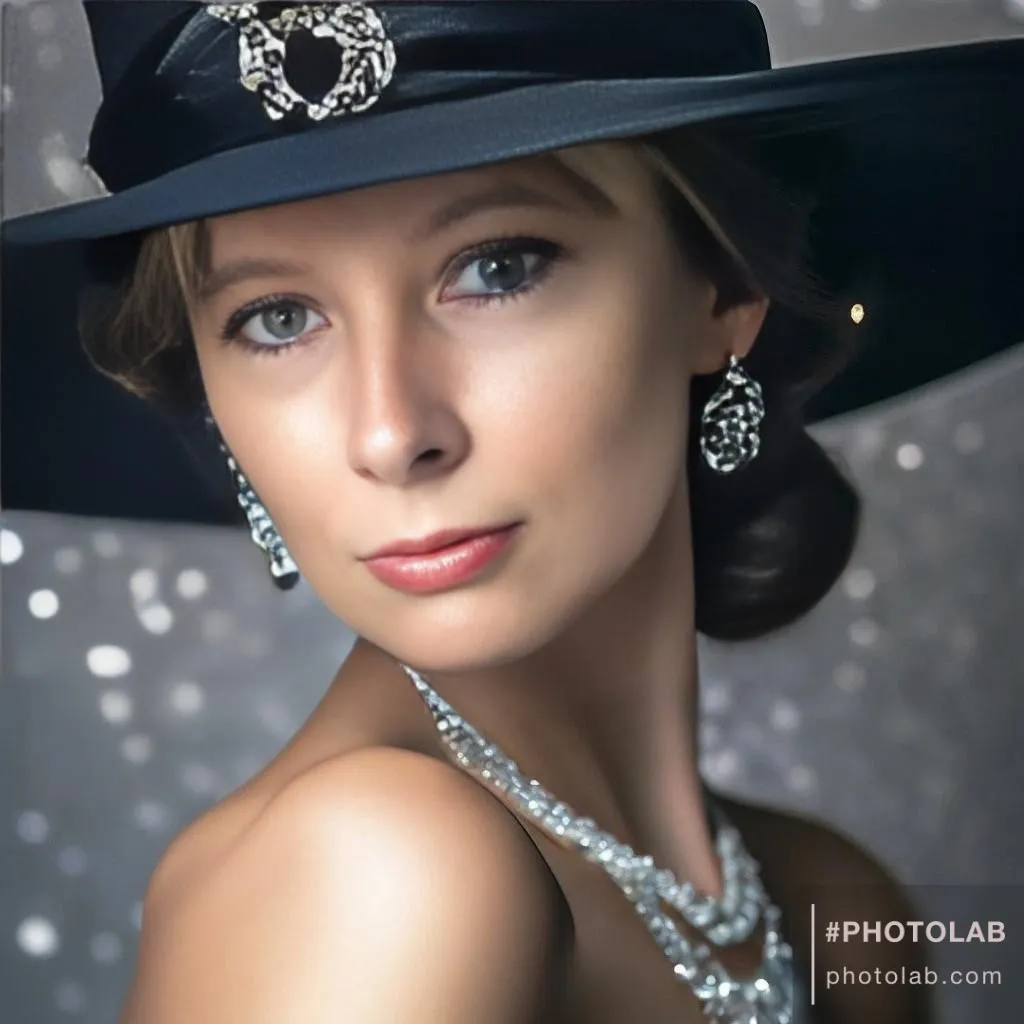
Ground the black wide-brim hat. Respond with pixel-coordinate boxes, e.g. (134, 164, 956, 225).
(3, 0, 1023, 524)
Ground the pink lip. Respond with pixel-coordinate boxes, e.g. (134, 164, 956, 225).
(362, 523, 521, 594)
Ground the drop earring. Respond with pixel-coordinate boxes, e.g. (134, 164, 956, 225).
(205, 412, 300, 590)
(699, 354, 765, 474)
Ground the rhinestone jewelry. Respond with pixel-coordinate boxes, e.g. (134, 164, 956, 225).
(205, 414, 300, 589)
(224, 452, 300, 589)
(400, 665, 795, 1023)
(700, 355, 765, 474)
(206, 1, 397, 122)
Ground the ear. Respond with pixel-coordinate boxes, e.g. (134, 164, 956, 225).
(690, 289, 770, 377)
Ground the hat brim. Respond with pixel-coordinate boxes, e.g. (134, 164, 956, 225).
(3, 39, 1022, 244)
(2, 39, 1023, 523)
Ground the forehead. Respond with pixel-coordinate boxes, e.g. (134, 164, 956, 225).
(205, 145, 652, 254)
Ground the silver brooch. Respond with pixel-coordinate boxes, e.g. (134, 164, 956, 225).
(205, 2, 396, 122)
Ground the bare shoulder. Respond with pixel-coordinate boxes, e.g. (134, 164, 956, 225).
(716, 792, 932, 1023)
(122, 747, 571, 1024)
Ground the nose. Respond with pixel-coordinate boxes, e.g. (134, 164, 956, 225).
(345, 317, 470, 487)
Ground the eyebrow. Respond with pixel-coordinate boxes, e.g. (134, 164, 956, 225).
(410, 168, 618, 242)
(196, 257, 315, 307)
(198, 163, 618, 307)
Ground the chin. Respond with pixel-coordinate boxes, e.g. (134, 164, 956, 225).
(346, 587, 575, 676)
(317, 529, 639, 675)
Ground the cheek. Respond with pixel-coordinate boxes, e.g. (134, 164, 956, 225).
(197, 352, 338, 548)
(483, 263, 693, 561)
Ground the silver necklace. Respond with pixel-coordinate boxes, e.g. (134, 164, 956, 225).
(400, 664, 795, 1024)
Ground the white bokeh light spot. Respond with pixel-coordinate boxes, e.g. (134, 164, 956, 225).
(849, 619, 880, 648)
(169, 681, 205, 716)
(834, 662, 867, 693)
(787, 765, 818, 793)
(16, 810, 50, 844)
(702, 682, 732, 714)
(138, 603, 174, 634)
(842, 568, 876, 601)
(42, 132, 95, 198)
(130, 568, 159, 603)
(54, 979, 87, 1013)
(953, 421, 985, 455)
(704, 748, 742, 782)
(1, 528, 24, 565)
(17, 916, 60, 958)
(770, 700, 801, 732)
(28, 589, 60, 619)
(99, 690, 133, 725)
(120, 734, 154, 764)
(896, 443, 924, 471)
(134, 800, 170, 832)
(86, 645, 131, 678)
(91, 531, 123, 557)
(176, 568, 209, 600)
(57, 846, 88, 877)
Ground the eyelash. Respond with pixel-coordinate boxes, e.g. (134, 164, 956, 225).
(218, 235, 568, 357)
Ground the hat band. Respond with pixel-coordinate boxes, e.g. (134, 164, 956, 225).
(86, 0, 770, 195)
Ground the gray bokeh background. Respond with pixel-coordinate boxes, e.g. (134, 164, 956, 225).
(2, 2, 1024, 1022)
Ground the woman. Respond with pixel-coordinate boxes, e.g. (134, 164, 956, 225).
(6, 2, 1023, 1022)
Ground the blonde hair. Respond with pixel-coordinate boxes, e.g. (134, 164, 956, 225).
(85, 221, 206, 401)
(556, 139, 760, 290)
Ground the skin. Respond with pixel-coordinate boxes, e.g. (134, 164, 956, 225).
(120, 145, 929, 1024)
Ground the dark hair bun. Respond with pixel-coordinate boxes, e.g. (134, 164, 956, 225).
(688, 307, 861, 642)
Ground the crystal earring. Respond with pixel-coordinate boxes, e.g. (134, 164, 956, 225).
(699, 355, 765, 474)
(205, 413, 300, 591)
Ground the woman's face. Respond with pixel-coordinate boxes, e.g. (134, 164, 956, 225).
(190, 145, 763, 670)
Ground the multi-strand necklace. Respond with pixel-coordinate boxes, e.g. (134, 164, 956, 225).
(400, 664, 795, 1024)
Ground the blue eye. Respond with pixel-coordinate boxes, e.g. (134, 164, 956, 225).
(219, 236, 566, 356)
(223, 298, 328, 352)
(443, 237, 565, 305)
(450, 251, 541, 296)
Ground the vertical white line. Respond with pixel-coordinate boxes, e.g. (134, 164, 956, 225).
(810, 902, 817, 1006)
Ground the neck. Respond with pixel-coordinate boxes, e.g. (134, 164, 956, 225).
(419, 481, 723, 895)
